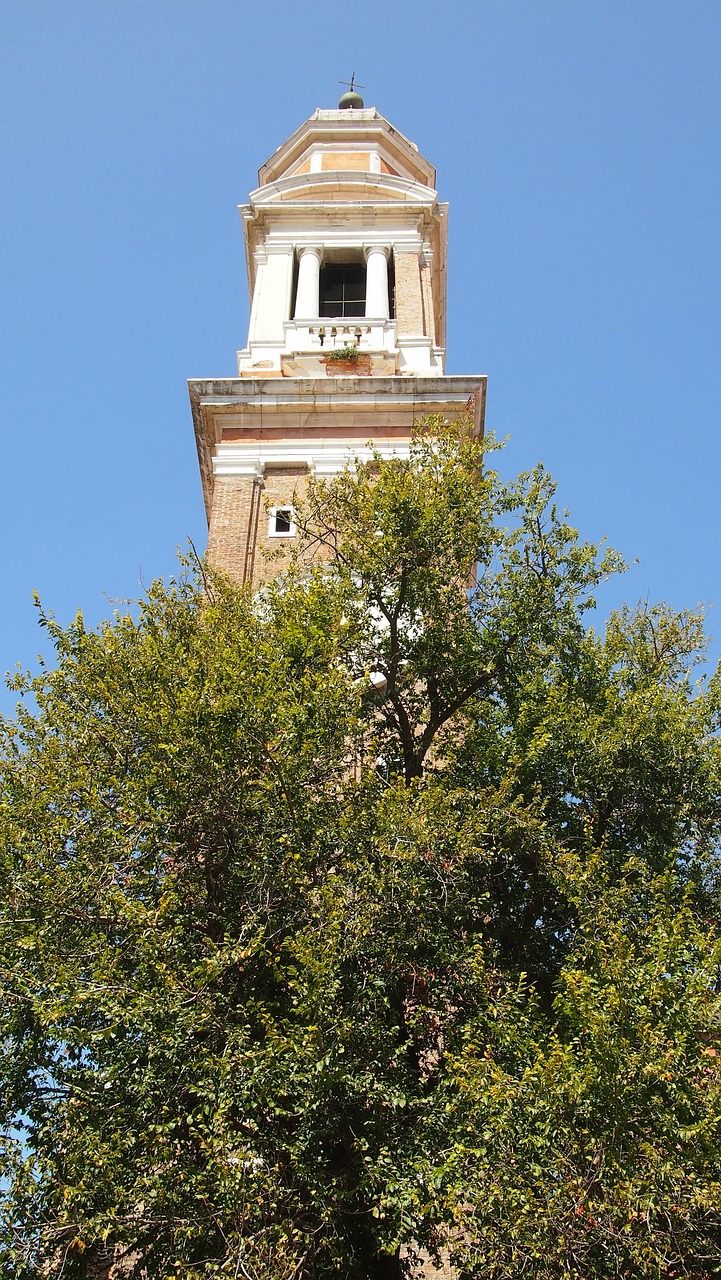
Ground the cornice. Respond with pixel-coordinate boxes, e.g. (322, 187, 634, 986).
(189, 375, 487, 523)
(246, 170, 439, 211)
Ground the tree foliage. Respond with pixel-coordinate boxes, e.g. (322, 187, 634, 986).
(1, 424, 720, 1279)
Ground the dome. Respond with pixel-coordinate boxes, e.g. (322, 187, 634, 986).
(338, 89, 364, 109)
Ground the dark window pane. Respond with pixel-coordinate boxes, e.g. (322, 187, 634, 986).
(319, 263, 366, 317)
(274, 509, 292, 534)
(323, 276, 343, 303)
(343, 267, 366, 300)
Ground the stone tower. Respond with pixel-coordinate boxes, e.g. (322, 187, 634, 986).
(189, 94, 486, 588)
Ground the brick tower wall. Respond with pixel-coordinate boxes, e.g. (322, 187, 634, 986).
(207, 465, 310, 588)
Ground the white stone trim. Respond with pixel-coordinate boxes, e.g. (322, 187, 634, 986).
(283, 317, 397, 354)
(248, 171, 437, 208)
(397, 334, 434, 348)
(223, 458, 265, 480)
(213, 439, 413, 480)
(278, 228, 424, 255)
(267, 505, 297, 537)
(205, 388, 471, 409)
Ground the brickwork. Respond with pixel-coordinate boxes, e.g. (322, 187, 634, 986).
(321, 151, 372, 170)
(402, 1246, 454, 1279)
(206, 467, 310, 588)
(206, 474, 260, 586)
(394, 252, 424, 336)
(252, 466, 310, 587)
(419, 1252, 454, 1279)
(420, 259, 436, 344)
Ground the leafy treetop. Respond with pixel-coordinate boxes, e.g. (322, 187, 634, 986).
(1, 423, 720, 1279)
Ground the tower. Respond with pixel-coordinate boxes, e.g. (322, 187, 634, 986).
(189, 93, 486, 586)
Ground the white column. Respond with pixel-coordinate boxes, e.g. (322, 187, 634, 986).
(294, 246, 322, 318)
(365, 246, 390, 319)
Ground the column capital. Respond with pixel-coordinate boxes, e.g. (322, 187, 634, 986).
(363, 243, 390, 264)
(297, 243, 325, 263)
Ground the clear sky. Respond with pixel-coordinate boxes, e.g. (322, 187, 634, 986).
(1, 1, 720, 713)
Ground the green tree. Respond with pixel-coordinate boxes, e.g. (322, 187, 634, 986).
(1, 425, 720, 1279)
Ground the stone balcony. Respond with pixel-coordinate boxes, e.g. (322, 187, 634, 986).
(237, 318, 444, 378)
(285, 317, 398, 354)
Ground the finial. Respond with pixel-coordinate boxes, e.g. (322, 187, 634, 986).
(338, 73, 365, 110)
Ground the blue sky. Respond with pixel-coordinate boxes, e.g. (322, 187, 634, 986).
(1, 1, 720, 712)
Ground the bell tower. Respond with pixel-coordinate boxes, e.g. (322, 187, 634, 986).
(189, 92, 486, 586)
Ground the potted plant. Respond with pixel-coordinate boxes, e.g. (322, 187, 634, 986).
(323, 343, 372, 376)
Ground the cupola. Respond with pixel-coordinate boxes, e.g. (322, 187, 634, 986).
(237, 104, 448, 377)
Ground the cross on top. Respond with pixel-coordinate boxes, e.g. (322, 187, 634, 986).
(339, 73, 365, 93)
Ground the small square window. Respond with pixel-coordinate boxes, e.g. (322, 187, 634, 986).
(268, 506, 296, 537)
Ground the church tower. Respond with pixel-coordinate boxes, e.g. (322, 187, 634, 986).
(189, 91, 486, 586)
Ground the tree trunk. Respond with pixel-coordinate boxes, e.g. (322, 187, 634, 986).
(368, 1249, 403, 1278)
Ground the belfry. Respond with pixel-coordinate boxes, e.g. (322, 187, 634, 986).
(189, 91, 486, 586)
